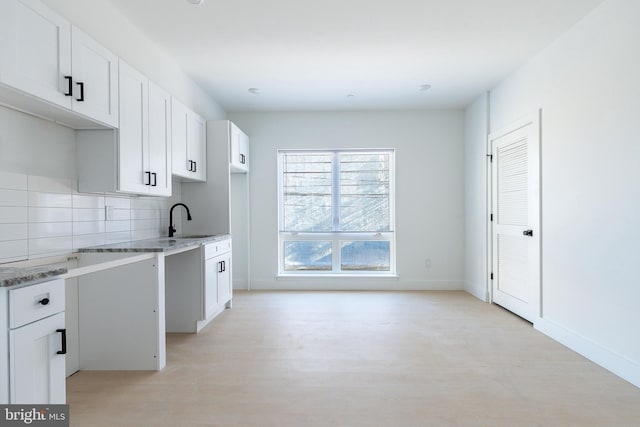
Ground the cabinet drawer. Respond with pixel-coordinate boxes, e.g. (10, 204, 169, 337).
(9, 279, 65, 329)
(204, 239, 232, 260)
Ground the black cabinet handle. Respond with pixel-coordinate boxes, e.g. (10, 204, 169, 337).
(39, 297, 50, 306)
(218, 261, 224, 273)
(240, 154, 246, 164)
(64, 76, 73, 96)
(523, 229, 534, 237)
(145, 171, 151, 185)
(56, 329, 67, 355)
(193, 161, 197, 172)
(76, 82, 84, 102)
(188, 160, 193, 172)
(152, 172, 157, 187)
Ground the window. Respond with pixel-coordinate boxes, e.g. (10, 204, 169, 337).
(278, 149, 395, 275)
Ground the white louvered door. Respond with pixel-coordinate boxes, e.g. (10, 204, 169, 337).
(490, 114, 540, 322)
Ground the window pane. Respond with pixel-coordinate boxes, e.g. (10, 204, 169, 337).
(282, 153, 332, 232)
(340, 153, 390, 231)
(283, 241, 332, 271)
(341, 241, 390, 271)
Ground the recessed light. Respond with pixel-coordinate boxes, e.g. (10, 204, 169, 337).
(186, 0, 203, 5)
(248, 88, 261, 95)
(346, 94, 355, 98)
(419, 84, 432, 92)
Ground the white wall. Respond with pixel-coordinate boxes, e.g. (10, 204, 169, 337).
(41, 0, 225, 120)
(463, 94, 489, 301)
(228, 111, 465, 290)
(469, 0, 640, 386)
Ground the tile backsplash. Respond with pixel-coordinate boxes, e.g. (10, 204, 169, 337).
(0, 171, 183, 263)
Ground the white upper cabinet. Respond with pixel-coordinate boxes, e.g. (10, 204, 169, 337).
(0, 0, 72, 108)
(70, 26, 119, 127)
(171, 97, 206, 182)
(77, 61, 171, 197)
(0, 0, 118, 128)
(147, 81, 172, 196)
(118, 60, 149, 195)
(230, 122, 249, 173)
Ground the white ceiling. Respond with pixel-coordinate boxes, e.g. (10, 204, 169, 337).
(108, 0, 603, 112)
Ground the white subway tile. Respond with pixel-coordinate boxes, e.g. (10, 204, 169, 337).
(28, 192, 72, 208)
(73, 233, 106, 250)
(29, 207, 72, 223)
(73, 221, 105, 235)
(0, 189, 28, 206)
(131, 209, 161, 220)
(105, 196, 131, 209)
(131, 229, 155, 241)
(131, 218, 161, 231)
(105, 220, 130, 233)
(28, 176, 73, 194)
(0, 240, 28, 262)
(73, 208, 104, 222)
(73, 194, 106, 209)
(109, 208, 130, 221)
(131, 198, 164, 209)
(106, 231, 131, 244)
(0, 172, 28, 190)
(0, 206, 28, 224)
(29, 222, 73, 239)
(28, 236, 72, 256)
(0, 224, 28, 241)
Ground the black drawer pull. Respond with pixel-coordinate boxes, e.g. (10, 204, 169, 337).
(76, 81, 85, 102)
(64, 76, 73, 96)
(152, 172, 157, 187)
(39, 297, 50, 306)
(145, 171, 151, 185)
(56, 329, 67, 355)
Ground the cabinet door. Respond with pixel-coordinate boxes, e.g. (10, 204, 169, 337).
(148, 82, 172, 196)
(230, 122, 249, 173)
(118, 60, 149, 194)
(70, 26, 118, 127)
(0, 0, 72, 109)
(10, 312, 66, 404)
(217, 254, 232, 305)
(204, 256, 219, 319)
(171, 97, 190, 178)
(188, 113, 207, 181)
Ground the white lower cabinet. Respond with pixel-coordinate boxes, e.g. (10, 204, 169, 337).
(165, 239, 232, 333)
(204, 249, 232, 319)
(10, 312, 66, 404)
(0, 278, 66, 404)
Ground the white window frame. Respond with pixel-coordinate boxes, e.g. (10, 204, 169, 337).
(277, 149, 396, 276)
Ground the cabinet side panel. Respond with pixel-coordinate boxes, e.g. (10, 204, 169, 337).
(78, 258, 161, 370)
(77, 129, 117, 193)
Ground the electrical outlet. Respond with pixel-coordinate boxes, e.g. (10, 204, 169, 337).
(425, 258, 432, 268)
(105, 205, 114, 221)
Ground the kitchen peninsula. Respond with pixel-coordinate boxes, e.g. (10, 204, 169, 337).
(77, 234, 232, 371)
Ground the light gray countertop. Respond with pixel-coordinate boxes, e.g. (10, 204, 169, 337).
(0, 265, 68, 288)
(77, 234, 231, 253)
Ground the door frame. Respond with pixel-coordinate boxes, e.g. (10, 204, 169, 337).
(486, 110, 542, 320)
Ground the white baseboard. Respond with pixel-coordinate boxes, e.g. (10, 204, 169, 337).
(535, 318, 640, 388)
(249, 279, 464, 291)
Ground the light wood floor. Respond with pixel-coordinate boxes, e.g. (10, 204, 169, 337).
(67, 291, 640, 426)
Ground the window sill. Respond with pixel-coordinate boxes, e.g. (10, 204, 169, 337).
(277, 274, 399, 280)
